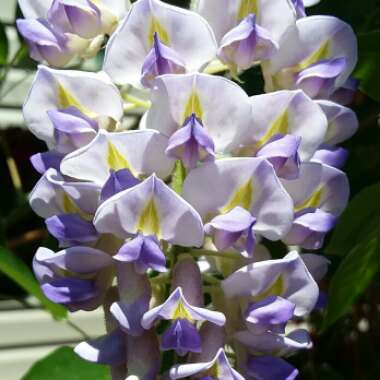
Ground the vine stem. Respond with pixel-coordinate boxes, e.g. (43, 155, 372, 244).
(0, 45, 27, 97)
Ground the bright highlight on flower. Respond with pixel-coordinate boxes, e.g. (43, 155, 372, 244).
(19, 0, 358, 377)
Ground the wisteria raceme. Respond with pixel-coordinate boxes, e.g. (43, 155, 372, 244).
(18, 0, 358, 378)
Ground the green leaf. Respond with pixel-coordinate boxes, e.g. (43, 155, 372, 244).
(323, 229, 380, 330)
(0, 23, 8, 65)
(354, 31, 380, 101)
(0, 246, 67, 320)
(171, 160, 186, 194)
(22, 346, 110, 380)
(326, 182, 380, 256)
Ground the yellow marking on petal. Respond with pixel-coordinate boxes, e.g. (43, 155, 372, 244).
(294, 187, 324, 212)
(136, 198, 161, 237)
(62, 193, 91, 220)
(182, 91, 203, 123)
(220, 179, 253, 214)
(171, 301, 193, 321)
(256, 110, 289, 148)
(57, 83, 95, 117)
(148, 17, 170, 46)
(204, 362, 222, 378)
(295, 41, 330, 72)
(237, 0, 258, 21)
(254, 275, 285, 301)
(107, 141, 135, 174)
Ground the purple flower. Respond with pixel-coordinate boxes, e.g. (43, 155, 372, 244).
(141, 32, 186, 88)
(204, 206, 256, 257)
(245, 296, 296, 334)
(33, 246, 113, 311)
(142, 287, 225, 356)
(247, 355, 299, 380)
(100, 169, 141, 203)
(114, 234, 167, 274)
(166, 113, 215, 170)
(45, 213, 99, 247)
(16, 18, 75, 66)
(218, 14, 277, 70)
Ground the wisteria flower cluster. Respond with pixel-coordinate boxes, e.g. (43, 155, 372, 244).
(18, 0, 358, 379)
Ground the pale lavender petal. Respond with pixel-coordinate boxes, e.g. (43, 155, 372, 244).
(48, 106, 98, 153)
(166, 113, 215, 170)
(141, 32, 186, 88)
(284, 209, 337, 249)
(16, 18, 73, 66)
(256, 135, 301, 180)
(311, 145, 349, 168)
(218, 14, 277, 70)
(245, 296, 296, 334)
(296, 57, 347, 99)
(30, 151, 64, 174)
(204, 206, 256, 256)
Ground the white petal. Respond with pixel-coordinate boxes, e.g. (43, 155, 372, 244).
(241, 90, 327, 160)
(183, 158, 293, 240)
(60, 129, 175, 186)
(103, 0, 217, 86)
(94, 175, 204, 246)
(23, 65, 123, 145)
(18, 0, 53, 18)
(145, 73, 251, 152)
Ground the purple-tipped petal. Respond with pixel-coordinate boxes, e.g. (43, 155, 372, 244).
(48, 106, 98, 153)
(141, 32, 186, 88)
(100, 169, 141, 203)
(218, 14, 277, 70)
(296, 57, 347, 99)
(74, 328, 127, 365)
(256, 134, 301, 180)
(284, 209, 337, 250)
(247, 355, 299, 380)
(166, 113, 215, 169)
(245, 296, 296, 334)
(48, 0, 103, 39)
(311, 145, 349, 168)
(161, 318, 202, 356)
(114, 234, 167, 273)
(30, 151, 64, 174)
(204, 206, 256, 256)
(16, 18, 73, 66)
(41, 277, 99, 309)
(45, 213, 98, 247)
